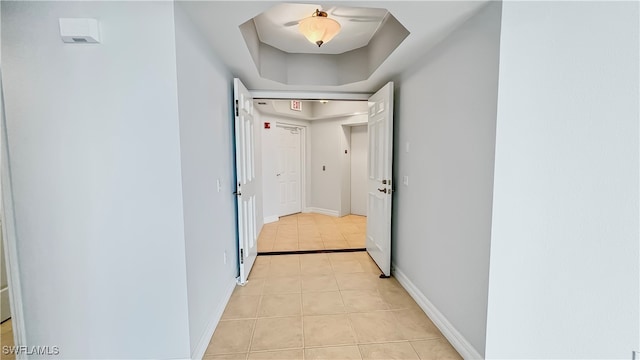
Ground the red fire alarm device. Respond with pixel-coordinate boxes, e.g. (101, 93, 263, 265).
(264, 122, 271, 129)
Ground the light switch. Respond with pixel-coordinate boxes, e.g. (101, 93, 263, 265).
(405, 142, 410, 153)
(403, 176, 409, 186)
(216, 179, 222, 192)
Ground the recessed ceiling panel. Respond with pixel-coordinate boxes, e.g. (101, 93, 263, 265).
(239, 3, 409, 86)
(253, 3, 388, 55)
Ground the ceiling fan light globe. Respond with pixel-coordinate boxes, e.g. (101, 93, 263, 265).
(299, 16, 341, 47)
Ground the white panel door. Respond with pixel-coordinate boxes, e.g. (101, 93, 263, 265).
(366, 82, 394, 277)
(234, 78, 257, 284)
(277, 126, 301, 216)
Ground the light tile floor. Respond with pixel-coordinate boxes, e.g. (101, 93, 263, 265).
(204, 252, 461, 360)
(1, 319, 15, 360)
(258, 214, 366, 252)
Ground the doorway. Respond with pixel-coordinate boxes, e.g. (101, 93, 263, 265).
(276, 125, 302, 217)
(234, 79, 394, 281)
(0, 221, 14, 359)
(255, 99, 369, 253)
(350, 125, 368, 216)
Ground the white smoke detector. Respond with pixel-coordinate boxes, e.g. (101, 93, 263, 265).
(59, 18, 101, 44)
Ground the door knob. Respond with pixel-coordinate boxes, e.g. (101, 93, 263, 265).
(378, 188, 387, 193)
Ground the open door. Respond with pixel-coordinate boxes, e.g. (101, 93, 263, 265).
(234, 78, 257, 284)
(366, 82, 394, 277)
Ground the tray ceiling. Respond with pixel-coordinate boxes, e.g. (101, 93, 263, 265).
(253, 3, 389, 55)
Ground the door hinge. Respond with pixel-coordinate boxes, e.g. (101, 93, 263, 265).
(240, 248, 244, 264)
(235, 100, 239, 116)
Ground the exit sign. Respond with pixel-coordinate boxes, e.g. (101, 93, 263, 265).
(291, 100, 302, 112)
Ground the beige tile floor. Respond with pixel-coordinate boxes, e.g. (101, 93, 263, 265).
(258, 214, 366, 252)
(1, 319, 15, 360)
(204, 252, 461, 360)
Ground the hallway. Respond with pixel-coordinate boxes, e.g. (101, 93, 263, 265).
(258, 214, 366, 253)
(204, 252, 461, 359)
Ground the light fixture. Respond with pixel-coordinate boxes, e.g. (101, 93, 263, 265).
(298, 9, 341, 47)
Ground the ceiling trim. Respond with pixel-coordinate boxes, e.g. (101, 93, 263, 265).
(251, 90, 371, 100)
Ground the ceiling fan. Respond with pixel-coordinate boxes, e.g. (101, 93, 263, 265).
(283, 7, 382, 27)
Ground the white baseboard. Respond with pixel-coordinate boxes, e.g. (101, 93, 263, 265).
(303, 207, 340, 217)
(191, 276, 237, 360)
(264, 216, 279, 224)
(392, 265, 484, 360)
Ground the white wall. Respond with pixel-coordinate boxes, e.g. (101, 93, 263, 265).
(392, 2, 501, 356)
(350, 125, 368, 216)
(312, 101, 368, 119)
(310, 115, 367, 215)
(485, 2, 640, 358)
(260, 114, 280, 222)
(255, 100, 367, 121)
(1, 2, 191, 358)
(253, 110, 265, 230)
(270, 100, 315, 120)
(174, 3, 238, 356)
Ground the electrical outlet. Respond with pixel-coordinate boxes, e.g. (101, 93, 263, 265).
(216, 179, 222, 193)
(403, 176, 409, 186)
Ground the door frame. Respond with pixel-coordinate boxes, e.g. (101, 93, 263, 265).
(275, 122, 307, 217)
(0, 70, 26, 352)
(339, 121, 369, 217)
(347, 123, 369, 216)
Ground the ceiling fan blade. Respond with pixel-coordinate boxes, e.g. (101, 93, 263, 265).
(348, 18, 380, 23)
(324, 6, 337, 14)
(329, 7, 384, 21)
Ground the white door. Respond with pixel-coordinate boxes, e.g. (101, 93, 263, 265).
(234, 78, 257, 284)
(277, 126, 302, 216)
(366, 82, 394, 277)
